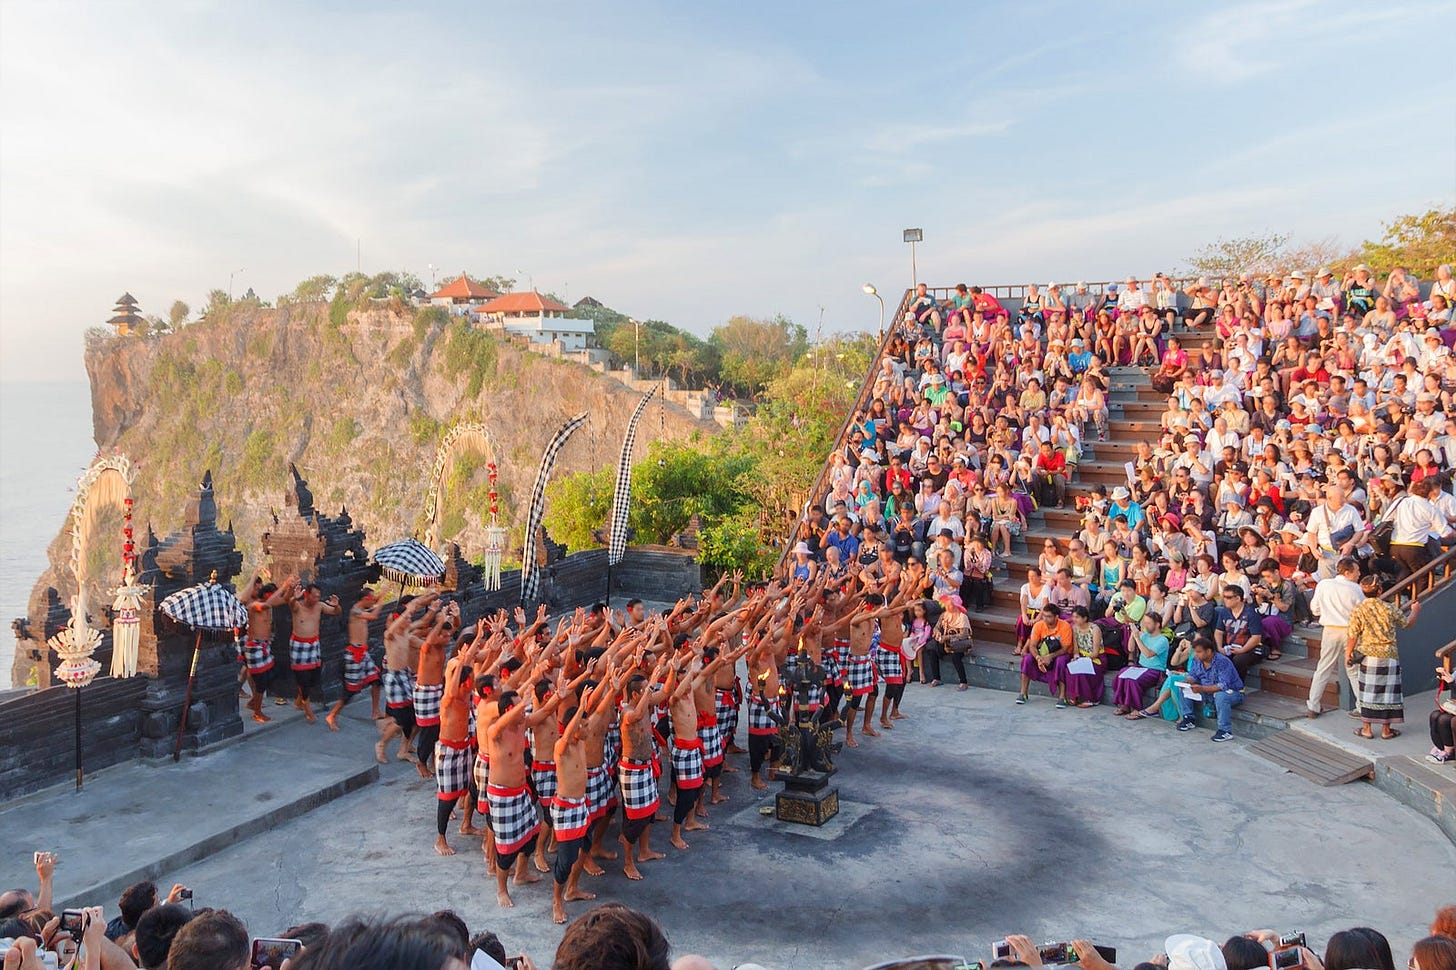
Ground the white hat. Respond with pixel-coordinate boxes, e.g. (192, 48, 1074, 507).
(860, 447, 880, 462)
(1316, 267, 1332, 277)
(1290, 270, 1305, 279)
(1165, 935, 1228, 970)
(1353, 263, 1372, 273)
(1111, 486, 1130, 500)
(792, 541, 812, 555)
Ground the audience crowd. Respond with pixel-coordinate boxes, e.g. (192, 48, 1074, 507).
(0, 853, 1451, 970)
(792, 268, 1456, 754)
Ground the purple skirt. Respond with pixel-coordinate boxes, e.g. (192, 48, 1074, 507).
(1112, 666, 1163, 708)
(1062, 659, 1105, 703)
(1020, 651, 1065, 687)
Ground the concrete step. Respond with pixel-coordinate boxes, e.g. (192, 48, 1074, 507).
(1074, 459, 1131, 485)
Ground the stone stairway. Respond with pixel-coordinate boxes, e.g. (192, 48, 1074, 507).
(956, 325, 1320, 737)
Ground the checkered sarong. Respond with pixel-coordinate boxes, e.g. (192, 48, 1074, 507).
(486, 783, 540, 855)
(473, 752, 490, 795)
(715, 684, 740, 746)
(242, 637, 274, 675)
(670, 736, 705, 789)
(551, 794, 591, 842)
(875, 643, 905, 685)
(343, 644, 380, 691)
(1356, 657, 1405, 723)
(698, 712, 723, 767)
(828, 638, 849, 686)
(618, 758, 659, 820)
(531, 760, 558, 805)
(847, 654, 877, 696)
(289, 635, 321, 671)
(435, 737, 473, 801)
(382, 669, 415, 709)
(413, 682, 444, 726)
(587, 763, 617, 821)
(747, 694, 781, 735)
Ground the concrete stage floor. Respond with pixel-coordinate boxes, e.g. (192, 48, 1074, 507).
(4, 679, 1450, 969)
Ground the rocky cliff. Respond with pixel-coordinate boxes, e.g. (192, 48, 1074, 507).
(16, 302, 715, 684)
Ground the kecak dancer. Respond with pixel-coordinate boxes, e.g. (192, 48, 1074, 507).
(549, 689, 600, 924)
(326, 589, 384, 730)
(433, 647, 476, 857)
(413, 600, 459, 771)
(871, 586, 915, 728)
(377, 591, 436, 771)
(284, 579, 341, 723)
(618, 642, 673, 880)
(239, 576, 289, 723)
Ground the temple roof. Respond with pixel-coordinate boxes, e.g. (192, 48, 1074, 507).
(475, 291, 572, 315)
(429, 274, 499, 301)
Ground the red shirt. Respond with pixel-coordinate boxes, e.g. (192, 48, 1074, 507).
(973, 293, 1005, 316)
(1036, 451, 1067, 475)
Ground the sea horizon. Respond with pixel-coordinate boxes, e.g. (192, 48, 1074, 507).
(0, 379, 96, 688)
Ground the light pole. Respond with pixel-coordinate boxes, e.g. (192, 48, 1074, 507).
(902, 228, 923, 288)
(863, 284, 885, 343)
(427, 264, 438, 288)
(631, 318, 641, 377)
(228, 268, 245, 302)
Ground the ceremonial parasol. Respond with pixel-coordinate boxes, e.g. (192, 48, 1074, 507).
(160, 575, 247, 762)
(373, 538, 445, 609)
(50, 596, 103, 791)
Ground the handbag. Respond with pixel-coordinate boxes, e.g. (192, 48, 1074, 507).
(1036, 635, 1062, 657)
(945, 635, 974, 656)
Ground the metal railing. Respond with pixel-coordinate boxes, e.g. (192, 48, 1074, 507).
(1382, 545, 1456, 609)
(923, 277, 1203, 308)
(775, 287, 913, 573)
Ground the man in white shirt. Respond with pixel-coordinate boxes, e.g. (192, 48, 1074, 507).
(1304, 486, 1368, 579)
(1203, 371, 1242, 410)
(1307, 556, 1365, 717)
(1387, 478, 1453, 579)
(1117, 277, 1149, 314)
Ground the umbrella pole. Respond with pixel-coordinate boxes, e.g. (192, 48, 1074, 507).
(605, 561, 612, 607)
(74, 686, 82, 792)
(173, 631, 203, 763)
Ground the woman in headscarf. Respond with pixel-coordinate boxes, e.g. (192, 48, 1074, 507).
(1346, 573, 1423, 740)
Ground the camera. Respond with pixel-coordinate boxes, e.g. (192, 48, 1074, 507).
(177, 887, 193, 900)
(60, 909, 85, 936)
(1271, 947, 1302, 970)
(251, 938, 303, 970)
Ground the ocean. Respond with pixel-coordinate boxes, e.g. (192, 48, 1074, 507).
(0, 381, 97, 688)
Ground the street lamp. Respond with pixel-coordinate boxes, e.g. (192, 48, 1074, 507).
(228, 268, 245, 302)
(903, 228, 923, 288)
(863, 284, 885, 343)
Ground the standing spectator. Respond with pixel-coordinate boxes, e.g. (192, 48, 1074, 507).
(1305, 486, 1368, 578)
(1307, 557, 1366, 717)
(1347, 574, 1421, 740)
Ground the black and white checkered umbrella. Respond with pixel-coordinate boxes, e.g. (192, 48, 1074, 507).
(159, 580, 247, 632)
(373, 538, 446, 586)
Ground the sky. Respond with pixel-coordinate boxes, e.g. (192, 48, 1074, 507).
(1, 0, 1453, 383)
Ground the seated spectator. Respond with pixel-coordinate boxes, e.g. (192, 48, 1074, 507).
(1175, 636, 1244, 742)
(167, 908, 250, 970)
(132, 903, 194, 969)
(552, 903, 671, 970)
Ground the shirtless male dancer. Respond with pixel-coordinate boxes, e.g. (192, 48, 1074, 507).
(284, 579, 341, 723)
(618, 647, 673, 880)
(871, 587, 914, 729)
(549, 694, 598, 924)
(326, 589, 384, 730)
(580, 660, 628, 877)
(414, 600, 459, 771)
(668, 639, 749, 842)
(433, 649, 477, 856)
(239, 576, 289, 723)
(377, 592, 437, 769)
(827, 590, 879, 747)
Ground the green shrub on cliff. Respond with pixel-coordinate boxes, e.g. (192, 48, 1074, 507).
(441, 319, 498, 398)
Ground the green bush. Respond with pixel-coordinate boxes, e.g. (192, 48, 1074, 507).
(440, 319, 498, 398)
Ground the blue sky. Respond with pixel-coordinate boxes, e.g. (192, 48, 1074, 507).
(1, 0, 1453, 381)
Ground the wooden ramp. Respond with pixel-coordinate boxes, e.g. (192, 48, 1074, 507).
(1248, 730, 1375, 786)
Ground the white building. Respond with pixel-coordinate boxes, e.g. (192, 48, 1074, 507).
(474, 291, 595, 350)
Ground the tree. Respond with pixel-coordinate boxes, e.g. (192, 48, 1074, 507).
(168, 300, 189, 329)
(1184, 232, 1291, 279)
(710, 314, 807, 398)
(542, 469, 614, 552)
(201, 289, 231, 319)
(470, 273, 516, 294)
(286, 275, 337, 304)
(1357, 206, 1456, 276)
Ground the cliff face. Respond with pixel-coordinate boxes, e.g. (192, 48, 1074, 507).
(19, 303, 713, 679)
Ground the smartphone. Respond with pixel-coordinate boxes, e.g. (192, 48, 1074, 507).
(1277, 934, 1306, 950)
(1038, 943, 1072, 965)
(1271, 948, 1302, 970)
(60, 909, 85, 936)
(251, 938, 302, 970)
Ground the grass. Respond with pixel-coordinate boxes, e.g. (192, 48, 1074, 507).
(440, 319, 498, 398)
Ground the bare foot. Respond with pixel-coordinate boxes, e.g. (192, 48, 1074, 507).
(434, 836, 455, 856)
(653, 811, 668, 822)
(891, 711, 908, 720)
(564, 888, 595, 902)
(639, 848, 666, 862)
(879, 719, 893, 729)
(374, 740, 388, 764)
(591, 846, 618, 860)
(684, 819, 709, 832)
(414, 759, 432, 780)
(459, 824, 485, 837)
(726, 743, 746, 754)
(325, 713, 340, 732)
(553, 902, 568, 925)
(721, 763, 739, 773)
(252, 712, 270, 724)
(670, 835, 689, 850)
(582, 858, 605, 876)
(532, 855, 550, 874)
(304, 710, 317, 724)
(514, 869, 542, 885)
(397, 748, 414, 761)
(863, 726, 881, 737)
(623, 863, 643, 881)
(497, 889, 514, 908)
(710, 791, 729, 804)
(845, 736, 859, 748)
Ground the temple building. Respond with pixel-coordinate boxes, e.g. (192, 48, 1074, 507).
(473, 291, 594, 350)
(428, 273, 500, 310)
(108, 293, 145, 335)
